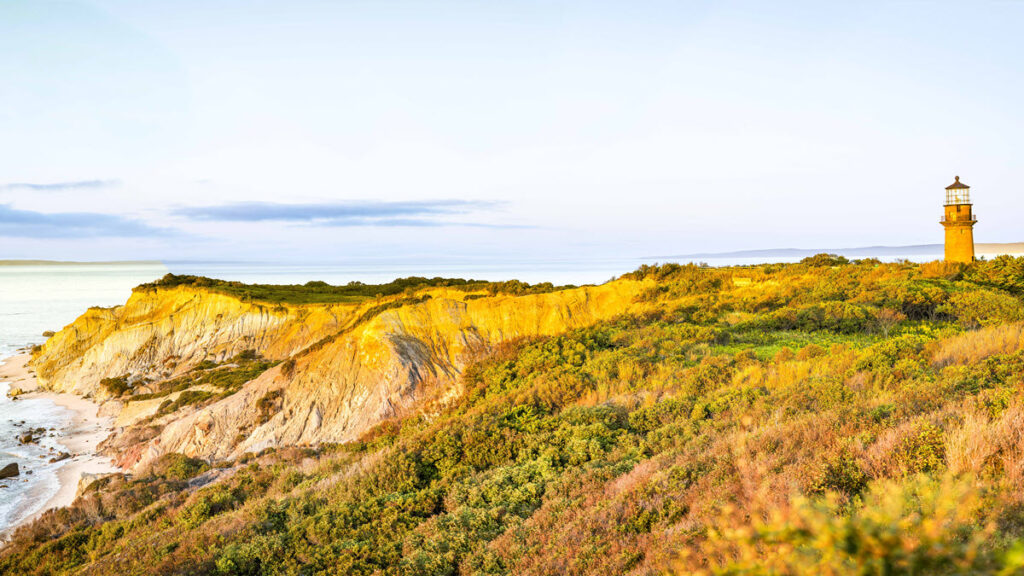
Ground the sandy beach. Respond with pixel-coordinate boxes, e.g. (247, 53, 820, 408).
(0, 353, 118, 530)
(0, 353, 35, 394)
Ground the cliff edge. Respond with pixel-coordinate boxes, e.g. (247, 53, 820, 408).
(32, 277, 649, 470)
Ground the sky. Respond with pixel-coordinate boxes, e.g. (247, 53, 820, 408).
(1, 0, 1023, 265)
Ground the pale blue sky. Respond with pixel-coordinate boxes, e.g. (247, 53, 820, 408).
(1, 1, 1022, 263)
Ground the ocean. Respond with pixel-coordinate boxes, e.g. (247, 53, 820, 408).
(0, 262, 168, 534)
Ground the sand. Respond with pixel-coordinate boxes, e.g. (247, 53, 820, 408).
(0, 354, 118, 529)
(0, 353, 37, 394)
(30, 390, 118, 514)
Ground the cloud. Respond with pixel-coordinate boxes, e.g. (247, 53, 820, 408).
(173, 200, 526, 228)
(0, 203, 174, 238)
(0, 179, 121, 191)
(318, 218, 533, 229)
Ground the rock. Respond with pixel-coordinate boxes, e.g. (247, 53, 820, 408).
(49, 452, 71, 463)
(76, 472, 118, 498)
(187, 467, 236, 490)
(7, 387, 23, 398)
(18, 427, 46, 444)
(0, 463, 19, 479)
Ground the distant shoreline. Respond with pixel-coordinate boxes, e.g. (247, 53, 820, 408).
(659, 241, 1024, 260)
(0, 260, 163, 266)
(4, 242, 1023, 269)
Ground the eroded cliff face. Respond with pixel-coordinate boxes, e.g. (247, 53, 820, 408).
(33, 287, 358, 396)
(33, 281, 649, 471)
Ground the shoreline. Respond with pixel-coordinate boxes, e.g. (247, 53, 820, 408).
(0, 353, 118, 535)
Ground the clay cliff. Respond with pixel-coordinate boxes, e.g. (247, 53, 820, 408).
(32, 279, 649, 471)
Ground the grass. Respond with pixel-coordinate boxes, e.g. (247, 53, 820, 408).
(933, 321, 1024, 367)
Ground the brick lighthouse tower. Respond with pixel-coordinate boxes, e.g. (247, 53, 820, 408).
(941, 176, 976, 263)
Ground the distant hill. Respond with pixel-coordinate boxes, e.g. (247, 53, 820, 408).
(666, 241, 1024, 260)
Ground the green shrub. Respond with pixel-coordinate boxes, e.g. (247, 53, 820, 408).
(855, 335, 926, 373)
(755, 301, 878, 334)
(964, 255, 1024, 295)
(233, 349, 258, 362)
(194, 359, 218, 370)
(157, 390, 214, 416)
(808, 450, 869, 497)
(178, 485, 239, 529)
(99, 375, 131, 397)
(256, 390, 283, 425)
(800, 253, 850, 267)
(895, 424, 946, 474)
(280, 358, 296, 376)
(628, 398, 693, 434)
(151, 453, 209, 481)
(938, 289, 1024, 328)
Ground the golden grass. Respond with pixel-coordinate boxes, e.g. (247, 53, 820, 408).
(993, 405, 1024, 491)
(945, 412, 997, 476)
(941, 404, 1024, 491)
(919, 260, 967, 280)
(932, 322, 1024, 367)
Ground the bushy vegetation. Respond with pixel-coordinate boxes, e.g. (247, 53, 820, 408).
(131, 352, 278, 404)
(102, 352, 282, 423)
(136, 274, 576, 305)
(99, 375, 131, 397)
(150, 453, 211, 481)
(6, 257, 1024, 575)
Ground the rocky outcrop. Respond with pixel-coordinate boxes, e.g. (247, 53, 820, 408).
(76, 472, 118, 498)
(34, 280, 649, 471)
(0, 463, 19, 479)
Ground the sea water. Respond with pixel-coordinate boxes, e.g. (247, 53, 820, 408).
(0, 262, 167, 534)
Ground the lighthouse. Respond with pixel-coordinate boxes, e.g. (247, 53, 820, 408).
(941, 176, 976, 263)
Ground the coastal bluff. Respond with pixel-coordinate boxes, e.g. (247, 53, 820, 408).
(31, 277, 650, 471)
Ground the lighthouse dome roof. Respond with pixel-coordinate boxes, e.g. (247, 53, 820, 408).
(946, 176, 970, 190)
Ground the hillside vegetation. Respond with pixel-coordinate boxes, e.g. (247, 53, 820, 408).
(137, 274, 576, 305)
(6, 256, 1024, 575)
